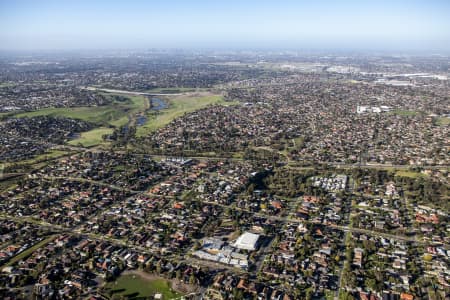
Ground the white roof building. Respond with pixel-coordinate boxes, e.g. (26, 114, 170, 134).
(233, 232, 260, 251)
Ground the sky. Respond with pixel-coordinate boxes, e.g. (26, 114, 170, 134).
(1, 0, 449, 52)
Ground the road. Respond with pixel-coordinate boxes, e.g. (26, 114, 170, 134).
(50, 145, 450, 171)
(41, 175, 140, 193)
(336, 229, 350, 300)
(197, 199, 424, 244)
(255, 234, 278, 274)
(1, 141, 440, 299)
(0, 173, 26, 181)
(0, 167, 431, 300)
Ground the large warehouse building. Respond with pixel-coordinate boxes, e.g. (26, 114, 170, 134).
(233, 232, 260, 251)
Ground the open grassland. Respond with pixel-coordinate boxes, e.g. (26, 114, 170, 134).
(5, 91, 236, 146)
(394, 170, 427, 178)
(0, 82, 17, 88)
(145, 87, 207, 93)
(15, 105, 124, 124)
(68, 127, 114, 147)
(391, 109, 419, 116)
(0, 112, 16, 120)
(436, 117, 450, 126)
(105, 274, 182, 299)
(12, 93, 147, 147)
(14, 94, 147, 127)
(136, 93, 237, 136)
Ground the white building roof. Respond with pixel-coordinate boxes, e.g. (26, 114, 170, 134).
(233, 232, 259, 251)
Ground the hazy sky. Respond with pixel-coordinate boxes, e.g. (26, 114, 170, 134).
(1, 0, 449, 52)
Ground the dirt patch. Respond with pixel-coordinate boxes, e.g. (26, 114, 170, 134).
(171, 279, 198, 294)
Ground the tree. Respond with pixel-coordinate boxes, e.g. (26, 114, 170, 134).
(365, 278, 378, 291)
(232, 288, 244, 300)
(193, 240, 201, 250)
(156, 261, 162, 274)
(305, 287, 313, 300)
(189, 273, 196, 285)
(343, 271, 357, 288)
(339, 291, 355, 300)
(247, 183, 255, 195)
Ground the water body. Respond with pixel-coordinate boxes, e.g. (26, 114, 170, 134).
(130, 98, 167, 128)
(68, 132, 80, 139)
(150, 97, 168, 111)
(136, 115, 147, 126)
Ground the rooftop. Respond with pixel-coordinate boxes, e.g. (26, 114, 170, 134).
(233, 232, 260, 251)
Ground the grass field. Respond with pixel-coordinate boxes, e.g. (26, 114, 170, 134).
(0, 111, 16, 120)
(15, 105, 123, 124)
(14, 94, 147, 127)
(11, 93, 147, 147)
(391, 109, 419, 116)
(0, 82, 16, 88)
(136, 94, 237, 136)
(7, 91, 235, 146)
(395, 170, 426, 178)
(68, 127, 114, 147)
(106, 274, 182, 299)
(436, 117, 450, 126)
(145, 87, 204, 93)
(17, 149, 67, 164)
